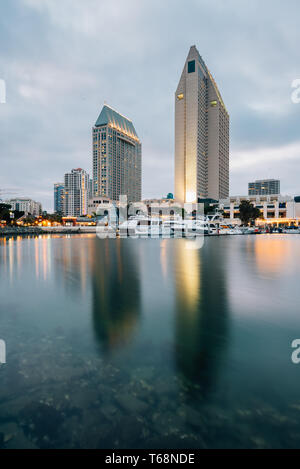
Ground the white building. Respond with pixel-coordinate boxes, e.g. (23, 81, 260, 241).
(64, 168, 89, 217)
(219, 195, 300, 225)
(6, 198, 42, 217)
(88, 197, 111, 216)
(175, 45, 229, 204)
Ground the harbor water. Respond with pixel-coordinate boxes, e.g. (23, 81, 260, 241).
(0, 234, 300, 449)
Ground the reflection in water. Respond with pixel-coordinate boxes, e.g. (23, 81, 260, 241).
(2, 235, 300, 448)
(92, 239, 141, 352)
(254, 235, 294, 275)
(174, 239, 229, 393)
(54, 235, 95, 295)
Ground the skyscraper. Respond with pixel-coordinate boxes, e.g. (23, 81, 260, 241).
(54, 183, 65, 213)
(93, 104, 142, 203)
(64, 168, 89, 217)
(175, 46, 229, 203)
(248, 179, 280, 196)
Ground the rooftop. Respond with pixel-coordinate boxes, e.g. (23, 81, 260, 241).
(95, 104, 140, 141)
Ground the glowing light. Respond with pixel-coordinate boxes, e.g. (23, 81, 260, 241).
(186, 192, 197, 204)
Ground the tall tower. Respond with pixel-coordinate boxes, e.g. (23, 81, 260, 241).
(93, 104, 142, 203)
(175, 46, 229, 203)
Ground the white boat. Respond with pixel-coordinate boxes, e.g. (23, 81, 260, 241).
(119, 214, 209, 238)
(171, 218, 209, 238)
(282, 228, 300, 234)
(119, 214, 162, 238)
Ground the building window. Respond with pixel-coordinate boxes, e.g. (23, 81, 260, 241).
(188, 60, 195, 73)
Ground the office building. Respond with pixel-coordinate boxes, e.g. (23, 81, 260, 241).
(6, 198, 42, 217)
(175, 45, 229, 203)
(248, 179, 280, 196)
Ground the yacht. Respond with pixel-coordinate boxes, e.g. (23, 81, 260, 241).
(119, 214, 162, 238)
(171, 218, 209, 237)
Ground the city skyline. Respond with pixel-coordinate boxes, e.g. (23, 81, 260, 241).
(1, 0, 300, 211)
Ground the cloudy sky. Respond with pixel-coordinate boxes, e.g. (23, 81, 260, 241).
(0, 0, 300, 211)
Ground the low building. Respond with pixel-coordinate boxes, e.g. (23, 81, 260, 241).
(6, 198, 42, 217)
(219, 195, 300, 226)
(88, 197, 111, 216)
(142, 198, 182, 216)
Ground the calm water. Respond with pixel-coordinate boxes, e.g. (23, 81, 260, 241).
(1, 234, 300, 449)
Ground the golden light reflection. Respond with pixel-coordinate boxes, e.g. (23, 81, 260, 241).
(175, 240, 200, 311)
(160, 239, 168, 280)
(254, 236, 294, 275)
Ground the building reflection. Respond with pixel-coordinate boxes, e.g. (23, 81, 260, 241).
(53, 235, 95, 295)
(173, 239, 229, 394)
(92, 239, 141, 353)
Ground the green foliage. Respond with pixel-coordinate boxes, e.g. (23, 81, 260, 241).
(239, 200, 261, 226)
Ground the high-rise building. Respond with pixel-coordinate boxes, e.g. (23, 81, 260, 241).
(6, 198, 42, 216)
(175, 46, 230, 203)
(64, 168, 89, 217)
(93, 104, 142, 203)
(54, 183, 65, 213)
(248, 179, 280, 196)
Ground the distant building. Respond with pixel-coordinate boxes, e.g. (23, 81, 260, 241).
(54, 183, 64, 213)
(93, 104, 142, 203)
(248, 179, 280, 196)
(64, 168, 89, 217)
(175, 45, 229, 203)
(6, 198, 42, 217)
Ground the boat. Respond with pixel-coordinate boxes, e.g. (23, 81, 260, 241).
(119, 214, 162, 238)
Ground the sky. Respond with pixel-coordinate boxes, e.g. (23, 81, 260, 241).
(0, 0, 300, 211)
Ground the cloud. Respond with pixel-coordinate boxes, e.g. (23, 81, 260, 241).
(231, 141, 300, 170)
(0, 0, 300, 210)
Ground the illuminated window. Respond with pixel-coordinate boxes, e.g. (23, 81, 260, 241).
(210, 101, 218, 107)
(177, 93, 184, 100)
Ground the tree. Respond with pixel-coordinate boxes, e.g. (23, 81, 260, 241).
(0, 204, 24, 225)
(239, 200, 261, 226)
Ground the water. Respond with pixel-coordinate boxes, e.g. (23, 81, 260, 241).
(0, 234, 300, 449)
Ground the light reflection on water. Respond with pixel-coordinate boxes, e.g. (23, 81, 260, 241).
(0, 234, 300, 448)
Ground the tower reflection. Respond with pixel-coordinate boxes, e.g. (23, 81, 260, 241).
(92, 239, 141, 353)
(173, 239, 230, 394)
